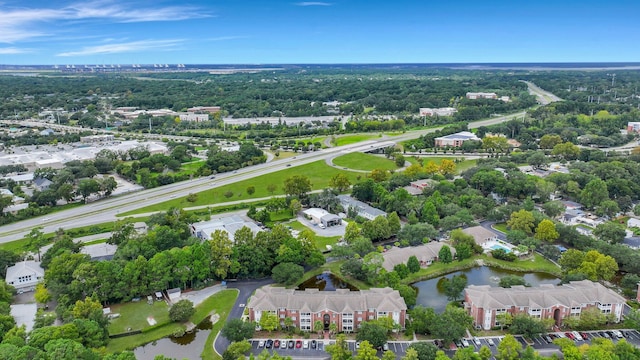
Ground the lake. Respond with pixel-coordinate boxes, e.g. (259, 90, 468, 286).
(296, 271, 359, 291)
(133, 317, 212, 360)
(412, 266, 560, 312)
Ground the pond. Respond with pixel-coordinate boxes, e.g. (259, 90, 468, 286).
(297, 272, 359, 291)
(133, 317, 212, 360)
(412, 266, 560, 313)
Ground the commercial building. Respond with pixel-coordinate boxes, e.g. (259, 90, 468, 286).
(187, 106, 221, 113)
(302, 208, 342, 227)
(247, 286, 407, 332)
(466, 92, 498, 100)
(434, 131, 480, 148)
(337, 195, 387, 220)
(190, 214, 262, 242)
(419, 108, 457, 117)
(465, 280, 626, 330)
(179, 112, 209, 122)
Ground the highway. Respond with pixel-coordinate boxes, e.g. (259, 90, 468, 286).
(0, 112, 526, 243)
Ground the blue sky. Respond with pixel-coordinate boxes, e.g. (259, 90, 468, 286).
(0, 0, 638, 64)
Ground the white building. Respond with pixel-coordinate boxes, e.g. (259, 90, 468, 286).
(179, 112, 210, 122)
(466, 92, 498, 100)
(190, 214, 262, 242)
(419, 107, 457, 117)
(302, 208, 342, 227)
(5, 261, 44, 293)
(434, 131, 480, 148)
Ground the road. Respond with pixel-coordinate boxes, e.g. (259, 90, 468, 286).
(0, 111, 525, 243)
(521, 80, 562, 105)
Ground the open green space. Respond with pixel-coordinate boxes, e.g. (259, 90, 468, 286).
(492, 222, 508, 233)
(287, 221, 341, 251)
(107, 288, 238, 354)
(108, 299, 171, 335)
(334, 134, 379, 146)
(120, 161, 361, 216)
(405, 156, 477, 174)
(333, 152, 399, 171)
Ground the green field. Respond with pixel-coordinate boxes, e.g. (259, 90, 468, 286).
(406, 156, 478, 174)
(333, 152, 399, 171)
(120, 161, 362, 216)
(108, 299, 171, 335)
(334, 134, 379, 146)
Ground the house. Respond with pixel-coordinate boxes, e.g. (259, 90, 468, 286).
(627, 122, 640, 133)
(381, 242, 456, 271)
(403, 179, 437, 196)
(190, 214, 262, 242)
(466, 92, 498, 100)
(179, 112, 209, 122)
(81, 243, 118, 261)
(561, 201, 583, 211)
(39, 129, 55, 136)
(465, 280, 626, 330)
(247, 286, 407, 332)
(461, 226, 499, 247)
(33, 177, 53, 191)
(434, 131, 480, 148)
(302, 208, 342, 228)
(5, 261, 44, 293)
(419, 107, 457, 117)
(337, 195, 387, 220)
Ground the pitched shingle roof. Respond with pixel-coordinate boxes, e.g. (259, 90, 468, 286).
(382, 242, 456, 271)
(465, 280, 626, 310)
(248, 286, 407, 313)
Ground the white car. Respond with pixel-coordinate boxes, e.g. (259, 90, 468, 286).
(487, 338, 495, 346)
(303, 340, 309, 349)
(258, 340, 265, 348)
(572, 331, 583, 341)
(461, 339, 470, 347)
(280, 339, 287, 349)
(473, 337, 481, 346)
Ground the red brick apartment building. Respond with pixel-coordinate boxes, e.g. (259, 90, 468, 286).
(247, 286, 407, 332)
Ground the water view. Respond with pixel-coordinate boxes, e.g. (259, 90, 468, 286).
(413, 266, 560, 313)
(133, 317, 212, 360)
(297, 272, 359, 291)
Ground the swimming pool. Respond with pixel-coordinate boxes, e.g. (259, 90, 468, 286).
(490, 244, 512, 253)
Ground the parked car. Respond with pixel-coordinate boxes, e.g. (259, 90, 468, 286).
(543, 335, 553, 343)
(487, 338, 495, 346)
(572, 331, 583, 341)
(288, 340, 295, 349)
(455, 340, 463, 348)
(311, 340, 317, 349)
(434, 340, 443, 349)
(461, 339, 470, 347)
(355, 341, 361, 349)
(600, 331, 610, 338)
(266, 339, 273, 348)
(274, 340, 280, 348)
(280, 339, 287, 349)
(612, 330, 624, 338)
(303, 340, 309, 349)
(383, 343, 389, 351)
(580, 332, 589, 340)
(565, 332, 575, 340)
(296, 340, 302, 348)
(258, 340, 265, 348)
(473, 337, 481, 346)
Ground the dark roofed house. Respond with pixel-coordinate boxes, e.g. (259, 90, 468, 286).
(337, 195, 386, 220)
(33, 177, 53, 191)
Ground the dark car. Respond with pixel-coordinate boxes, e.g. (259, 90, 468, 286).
(600, 331, 610, 338)
(565, 332, 575, 340)
(266, 339, 273, 348)
(311, 340, 317, 349)
(580, 332, 589, 340)
(288, 340, 295, 349)
(543, 335, 553, 343)
(274, 340, 280, 348)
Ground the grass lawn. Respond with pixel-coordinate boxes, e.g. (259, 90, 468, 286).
(482, 253, 562, 276)
(404, 156, 477, 174)
(120, 161, 361, 216)
(108, 300, 171, 335)
(107, 289, 238, 355)
(287, 221, 341, 251)
(333, 153, 399, 171)
(492, 223, 508, 233)
(180, 160, 206, 173)
(266, 150, 298, 160)
(334, 134, 379, 146)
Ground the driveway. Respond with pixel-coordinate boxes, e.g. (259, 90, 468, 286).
(296, 215, 346, 238)
(213, 278, 274, 356)
(479, 220, 506, 240)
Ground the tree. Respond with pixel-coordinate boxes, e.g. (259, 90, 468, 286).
(499, 275, 528, 288)
(479, 346, 493, 360)
(209, 230, 233, 279)
(271, 262, 304, 285)
(369, 168, 389, 182)
(186, 193, 198, 203)
(314, 320, 324, 336)
(362, 216, 391, 242)
(289, 198, 302, 215)
(441, 275, 467, 301)
(509, 315, 547, 339)
(408, 342, 438, 360)
(169, 299, 195, 322)
(542, 201, 565, 218)
(326, 334, 352, 360)
(552, 142, 580, 160)
(496, 334, 522, 360)
(344, 222, 361, 243)
(356, 322, 387, 349)
(580, 179, 609, 209)
(397, 223, 438, 246)
(534, 219, 559, 243)
(430, 306, 472, 346)
(402, 348, 419, 360)
(25, 227, 47, 262)
(407, 255, 420, 273)
(355, 340, 377, 360)
(507, 209, 535, 235)
(495, 313, 513, 331)
(329, 173, 352, 193)
(438, 245, 452, 264)
(99, 176, 118, 196)
(283, 175, 312, 198)
(221, 318, 255, 342)
(539, 134, 562, 149)
(259, 311, 278, 332)
(439, 159, 456, 177)
(266, 184, 277, 195)
(223, 340, 252, 360)
(76, 178, 100, 201)
(594, 222, 626, 244)
(453, 347, 481, 360)
(387, 212, 401, 235)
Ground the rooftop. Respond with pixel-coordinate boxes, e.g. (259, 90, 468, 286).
(435, 131, 480, 141)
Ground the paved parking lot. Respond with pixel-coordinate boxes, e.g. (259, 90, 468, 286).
(246, 330, 640, 359)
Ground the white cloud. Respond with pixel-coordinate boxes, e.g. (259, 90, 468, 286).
(295, 2, 332, 6)
(0, 1, 212, 43)
(0, 47, 31, 54)
(56, 39, 183, 56)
